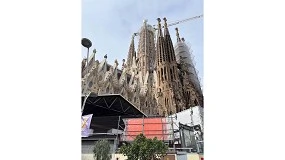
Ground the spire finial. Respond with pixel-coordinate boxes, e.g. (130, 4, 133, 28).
(157, 18, 162, 37)
(163, 17, 167, 28)
(104, 54, 107, 59)
(175, 28, 181, 42)
(122, 59, 126, 70)
(163, 17, 170, 36)
(157, 18, 161, 26)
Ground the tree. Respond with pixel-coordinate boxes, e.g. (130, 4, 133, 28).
(93, 139, 111, 160)
(120, 134, 168, 160)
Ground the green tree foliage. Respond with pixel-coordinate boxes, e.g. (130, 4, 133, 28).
(93, 139, 111, 160)
(120, 134, 168, 160)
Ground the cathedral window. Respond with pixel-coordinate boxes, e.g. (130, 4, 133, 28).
(161, 68, 164, 81)
(173, 66, 176, 79)
(117, 73, 121, 79)
(164, 67, 167, 80)
(167, 52, 171, 62)
(170, 69, 173, 81)
(194, 99, 199, 106)
(167, 99, 169, 108)
(162, 47, 166, 62)
(88, 81, 93, 88)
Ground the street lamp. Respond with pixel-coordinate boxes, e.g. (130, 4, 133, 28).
(81, 38, 92, 113)
(82, 38, 92, 49)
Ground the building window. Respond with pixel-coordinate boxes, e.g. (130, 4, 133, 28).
(164, 67, 167, 80)
(161, 68, 164, 81)
(170, 68, 173, 81)
(172, 66, 176, 79)
(158, 71, 160, 85)
(194, 99, 199, 106)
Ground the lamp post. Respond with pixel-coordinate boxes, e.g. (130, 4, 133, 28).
(81, 38, 92, 114)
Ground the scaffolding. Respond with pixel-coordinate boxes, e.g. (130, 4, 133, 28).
(121, 116, 173, 141)
(120, 115, 203, 154)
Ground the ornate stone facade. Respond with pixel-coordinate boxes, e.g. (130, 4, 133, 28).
(82, 18, 203, 116)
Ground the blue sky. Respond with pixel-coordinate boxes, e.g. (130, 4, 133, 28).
(82, 0, 203, 86)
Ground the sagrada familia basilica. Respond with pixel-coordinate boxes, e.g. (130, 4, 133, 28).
(81, 18, 203, 116)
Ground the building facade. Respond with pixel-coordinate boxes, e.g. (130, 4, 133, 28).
(81, 18, 203, 116)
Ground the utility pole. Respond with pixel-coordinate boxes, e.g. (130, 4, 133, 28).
(113, 116, 121, 153)
(170, 112, 176, 153)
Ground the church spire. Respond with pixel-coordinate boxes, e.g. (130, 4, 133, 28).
(126, 34, 136, 70)
(163, 17, 171, 62)
(155, 17, 185, 115)
(136, 19, 156, 78)
(156, 18, 165, 66)
(157, 18, 163, 37)
(175, 27, 181, 42)
(163, 17, 170, 36)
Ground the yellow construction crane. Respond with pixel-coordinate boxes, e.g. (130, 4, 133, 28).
(133, 14, 203, 36)
(153, 14, 203, 30)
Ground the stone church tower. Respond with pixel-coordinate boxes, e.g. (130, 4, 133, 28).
(154, 18, 185, 116)
(136, 20, 156, 80)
